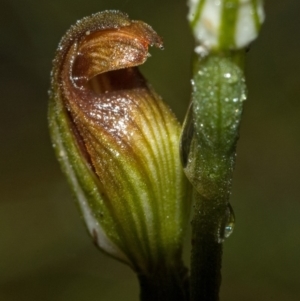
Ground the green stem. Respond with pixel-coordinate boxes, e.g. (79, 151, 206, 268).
(190, 191, 227, 301)
(138, 264, 189, 301)
(187, 52, 246, 301)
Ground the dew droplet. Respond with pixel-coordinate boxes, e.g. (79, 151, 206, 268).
(223, 71, 238, 84)
(217, 203, 235, 243)
(180, 103, 194, 168)
(224, 204, 235, 238)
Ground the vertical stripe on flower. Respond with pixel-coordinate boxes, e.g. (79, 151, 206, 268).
(187, 0, 265, 51)
(49, 10, 191, 274)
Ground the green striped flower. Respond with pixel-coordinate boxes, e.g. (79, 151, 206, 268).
(48, 11, 191, 276)
(188, 0, 265, 51)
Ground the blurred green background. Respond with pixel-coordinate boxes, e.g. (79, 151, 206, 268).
(1, 0, 300, 300)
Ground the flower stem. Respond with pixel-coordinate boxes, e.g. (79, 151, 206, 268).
(190, 191, 227, 301)
(182, 52, 246, 301)
(185, 1, 265, 300)
(138, 264, 189, 301)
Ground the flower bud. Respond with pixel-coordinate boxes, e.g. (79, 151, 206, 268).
(180, 55, 246, 200)
(48, 11, 191, 274)
(188, 0, 265, 51)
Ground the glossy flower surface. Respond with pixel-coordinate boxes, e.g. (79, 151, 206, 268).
(48, 11, 191, 274)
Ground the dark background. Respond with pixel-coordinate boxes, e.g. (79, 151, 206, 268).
(1, 0, 300, 300)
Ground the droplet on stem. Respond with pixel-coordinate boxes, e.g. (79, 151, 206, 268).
(217, 203, 235, 243)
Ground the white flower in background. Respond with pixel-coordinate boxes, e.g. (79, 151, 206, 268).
(187, 0, 265, 50)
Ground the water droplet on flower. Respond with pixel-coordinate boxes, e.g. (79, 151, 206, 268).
(180, 103, 194, 168)
(218, 203, 235, 243)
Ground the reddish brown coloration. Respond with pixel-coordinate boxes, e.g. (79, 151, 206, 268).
(72, 22, 163, 86)
(51, 10, 167, 195)
(52, 11, 162, 89)
(49, 11, 190, 277)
